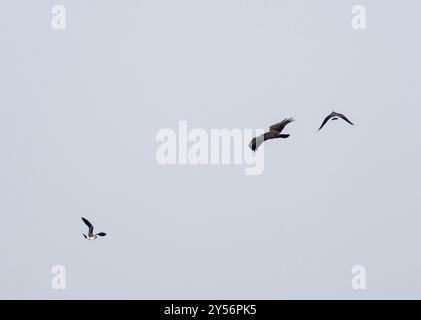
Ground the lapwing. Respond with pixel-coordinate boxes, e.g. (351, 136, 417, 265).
(81, 217, 107, 240)
(318, 111, 354, 131)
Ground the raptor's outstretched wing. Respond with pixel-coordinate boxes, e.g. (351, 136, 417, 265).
(269, 118, 295, 133)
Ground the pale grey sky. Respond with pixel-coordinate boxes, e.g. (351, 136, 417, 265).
(1, 0, 421, 299)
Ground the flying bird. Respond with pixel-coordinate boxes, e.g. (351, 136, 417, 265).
(318, 111, 354, 131)
(249, 118, 294, 151)
(81, 217, 107, 240)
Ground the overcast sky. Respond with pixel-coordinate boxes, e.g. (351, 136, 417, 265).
(1, 0, 421, 299)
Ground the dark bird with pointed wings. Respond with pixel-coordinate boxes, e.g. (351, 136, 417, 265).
(318, 111, 354, 131)
(249, 118, 294, 151)
(81, 217, 107, 240)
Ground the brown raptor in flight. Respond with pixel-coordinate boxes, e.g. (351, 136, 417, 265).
(249, 118, 294, 151)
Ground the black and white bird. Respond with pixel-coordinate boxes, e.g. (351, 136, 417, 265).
(81, 217, 107, 240)
(249, 118, 294, 151)
(318, 111, 354, 131)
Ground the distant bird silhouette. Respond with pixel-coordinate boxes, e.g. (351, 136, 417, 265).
(318, 111, 354, 131)
(249, 118, 294, 151)
(81, 217, 106, 240)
